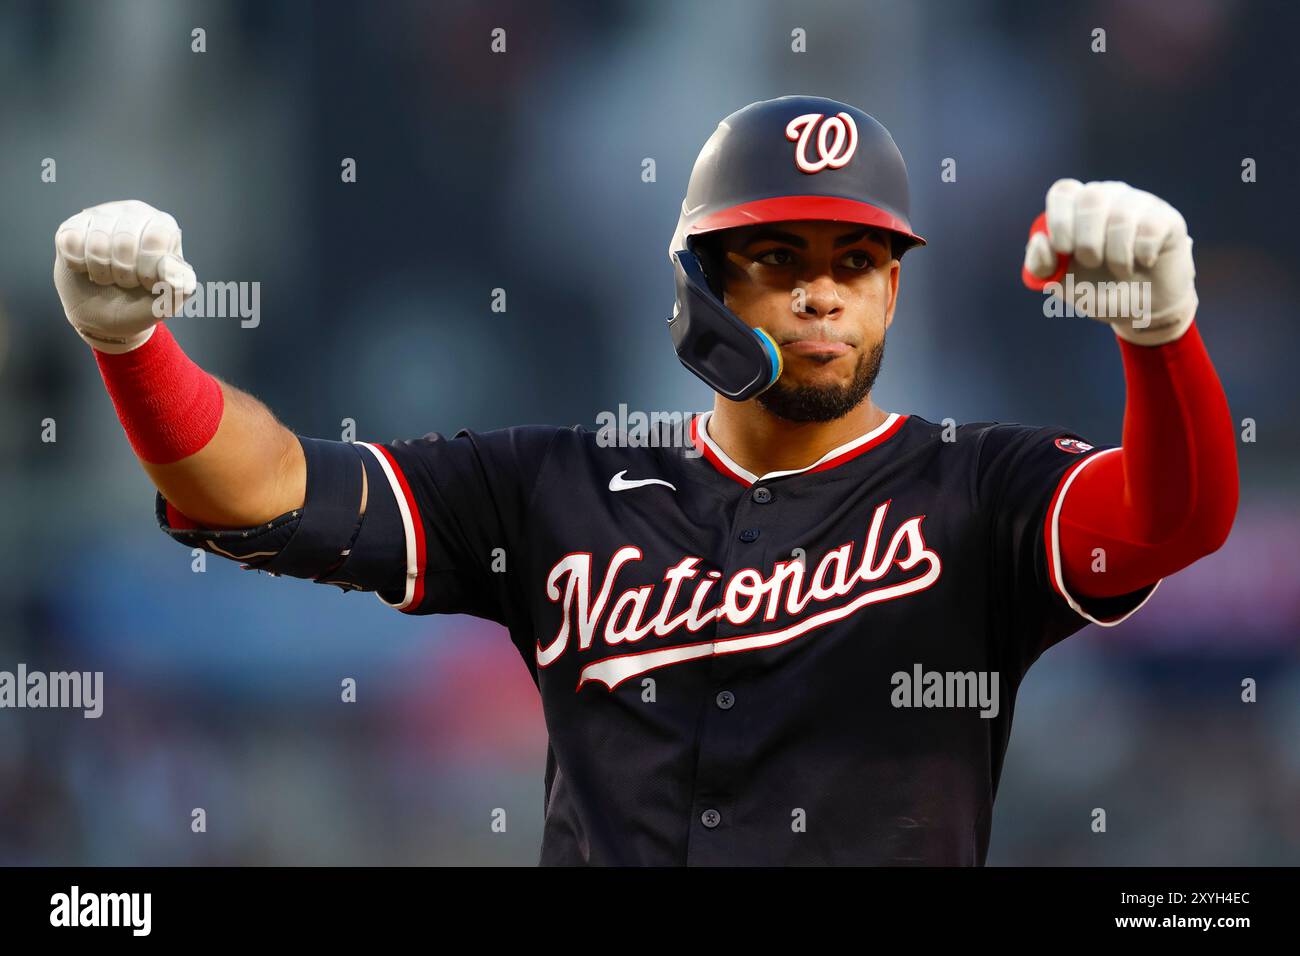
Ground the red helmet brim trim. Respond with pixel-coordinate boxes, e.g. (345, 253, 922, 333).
(688, 195, 925, 246)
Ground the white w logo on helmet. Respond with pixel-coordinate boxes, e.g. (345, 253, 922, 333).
(785, 112, 859, 173)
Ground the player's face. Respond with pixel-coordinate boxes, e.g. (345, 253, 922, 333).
(714, 220, 901, 421)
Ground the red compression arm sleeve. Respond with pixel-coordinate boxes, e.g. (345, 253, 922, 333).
(1058, 322, 1239, 598)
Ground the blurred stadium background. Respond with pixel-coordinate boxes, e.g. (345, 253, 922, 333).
(0, 0, 1297, 865)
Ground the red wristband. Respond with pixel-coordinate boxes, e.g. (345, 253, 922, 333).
(92, 325, 225, 465)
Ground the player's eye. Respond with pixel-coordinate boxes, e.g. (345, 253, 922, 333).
(755, 248, 795, 266)
(842, 250, 875, 270)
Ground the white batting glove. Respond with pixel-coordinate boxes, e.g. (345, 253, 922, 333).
(53, 200, 197, 354)
(1023, 179, 1197, 346)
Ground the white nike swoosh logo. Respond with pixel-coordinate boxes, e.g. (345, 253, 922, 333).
(682, 201, 706, 216)
(609, 470, 677, 493)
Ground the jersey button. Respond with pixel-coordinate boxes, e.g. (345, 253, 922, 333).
(716, 690, 735, 710)
(751, 487, 772, 504)
(739, 528, 760, 543)
(700, 809, 721, 829)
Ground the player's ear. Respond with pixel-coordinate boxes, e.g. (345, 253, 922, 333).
(883, 258, 901, 330)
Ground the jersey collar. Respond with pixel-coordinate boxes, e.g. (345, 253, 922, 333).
(690, 410, 908, 486)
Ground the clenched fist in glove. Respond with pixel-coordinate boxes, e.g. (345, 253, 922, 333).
(53, 200, 197, 354)
(1022, 179, 1198, 346)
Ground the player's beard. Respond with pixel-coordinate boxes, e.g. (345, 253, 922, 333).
(756, 337, 885, 423)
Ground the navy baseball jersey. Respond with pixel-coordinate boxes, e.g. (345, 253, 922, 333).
(157, 411, 1159, 865)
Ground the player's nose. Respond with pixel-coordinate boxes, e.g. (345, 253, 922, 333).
(794, 275, 844, 318)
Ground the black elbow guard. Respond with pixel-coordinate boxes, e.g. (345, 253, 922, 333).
(156, 437, 392, 590)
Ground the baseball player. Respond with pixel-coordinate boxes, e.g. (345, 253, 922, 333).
(53, 95, 1238, 865)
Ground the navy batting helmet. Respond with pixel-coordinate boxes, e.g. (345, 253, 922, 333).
(667, 95, 925, 401)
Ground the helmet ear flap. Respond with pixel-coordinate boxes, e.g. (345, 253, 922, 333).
(668, 247, 780, 401)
